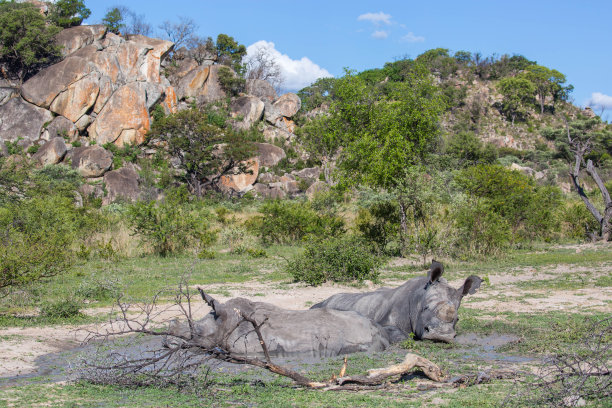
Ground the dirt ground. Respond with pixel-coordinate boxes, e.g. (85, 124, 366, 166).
(1, 257, 610, 380)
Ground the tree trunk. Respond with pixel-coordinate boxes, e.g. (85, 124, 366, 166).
(398, 199, 409, 256)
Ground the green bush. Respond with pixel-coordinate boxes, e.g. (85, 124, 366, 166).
(287, 236, 383, 285)
(127, 194, 216, 256)
(0, 195, 78, 291)
(40, 299, 82, 318)
(256, 200, 344, 245)
(355, 201, 400, 255)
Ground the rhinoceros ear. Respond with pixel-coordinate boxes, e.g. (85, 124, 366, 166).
(460, 275, 482, 297)
(427, 260, 444, 283)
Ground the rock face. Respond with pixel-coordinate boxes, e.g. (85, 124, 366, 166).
(246, 79, 277, 103)
(255, 143, 286, 167)
(32, 137, 67, 166)
(230, 96, 264, 130)
(71, 145, 113, 178)
(306, 181, 329, 199)
(0, 98, 53, 146)
(103, 166, 141, 205)
(0, 85, 18, 106)
(197, 65, 227, 104)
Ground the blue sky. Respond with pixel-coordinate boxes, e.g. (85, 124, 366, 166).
(84, 1, 612, 112)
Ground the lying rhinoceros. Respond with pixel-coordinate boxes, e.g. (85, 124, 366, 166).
(167, 289, 390, 358)
(311, 261, 482, 343)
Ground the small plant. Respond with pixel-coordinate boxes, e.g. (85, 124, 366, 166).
(246, 247, 267, 258)
(76, 276, 121, 301)
(198, 249, 216, 259)
(40, 299, 82, 318)
(26, 145, 39, 155)
(286, 236, 383, 285)
(71, 140, 82, 148)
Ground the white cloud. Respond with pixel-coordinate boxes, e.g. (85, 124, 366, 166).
(246, 41, 332, 91)
(588, 92, 612, 110)
(371, 30, 389, 39)
(357, 12, 392, 25)
(401, 32, 425, 43)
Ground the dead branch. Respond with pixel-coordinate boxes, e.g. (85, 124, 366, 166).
(337, 353, 446, 386)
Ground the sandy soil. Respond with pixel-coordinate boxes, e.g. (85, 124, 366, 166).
(1, 251, 610, 379)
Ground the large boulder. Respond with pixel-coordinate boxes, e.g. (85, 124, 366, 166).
(125, 35, 174, 84)
(88, 83, 150, 146)
(262, 125, 292, 142)
(255, 143, 286, 167)
(55, 25, 108, 57)
(0, 98, 53, 147)
(230, 96, 264, 130)
(253, 183, 286, 199)
(0, 140, 8, 157)
(32, 137, 67, 166)
(71, 145, 113, 178)
(218, 158, 259, 194)
(102, 166, 141, 205)
(246, 79, 277, 103)
(293, 167, 321, 181)
(272, 93, 301, 118)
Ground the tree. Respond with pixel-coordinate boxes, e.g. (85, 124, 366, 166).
(159, 17, 196, 50)
(102, 7, 124, 35)
(497, 76, 535, 125)
(48, 0, 91, 28)
(244, 46, 283, 91)
(215, 33, 246, 75)
(330, 66, 446, 252)
(147, 107, 254, 197)
(0, 2, 61, 83)
(525, 65, 569, 114)
(564, 118, 612, 241)
(297, 77, 337, 111)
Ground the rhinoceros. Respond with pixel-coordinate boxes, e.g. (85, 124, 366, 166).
(311, 261, 482, 343)
(167, 290, 390, 358)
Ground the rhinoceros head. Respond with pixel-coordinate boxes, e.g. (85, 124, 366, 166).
(413, 261, 482, 343)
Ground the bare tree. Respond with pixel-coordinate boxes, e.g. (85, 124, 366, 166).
(159, 17, 197, 50)
(109, 6, 152, 36)
(185, 36, 216, 65)
(244, 47, 284, 91)
(565, 118, 612, 241)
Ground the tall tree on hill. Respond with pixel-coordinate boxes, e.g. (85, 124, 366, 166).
(525, 65, 568, 114)
(497, 76, 535, 125)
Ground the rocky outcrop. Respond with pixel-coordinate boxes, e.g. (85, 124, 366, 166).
(0, 82, 18, 106)
(230, 96, 264, 130)
(293, 167, 321, 181)
(71, 145, 113, 178)
(174, 65, 210, 101)
(198, 65, 227, 104)
(255, 143, 286, 167)
(0, 98, 53, 146)
(0, 140, 8, 157)
(32, 137, 68, 166)
(246, 79, 277, 103)
(253, 183, 286, 199)
(18, 27, 174, 147)
(102, 166, 141, 205)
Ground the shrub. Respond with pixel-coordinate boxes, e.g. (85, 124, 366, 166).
(127, 194, 216, 257)
(40, 299, 82, 318)
(355, 201, 400, 255)
(256, 200, 344, 245)
(76, 276, 121, 301)
(286, 236, 383, 285)
(0, 195, 77, 291)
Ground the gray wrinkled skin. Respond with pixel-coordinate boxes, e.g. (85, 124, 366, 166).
(169, 297, 390, 358)
(311, 261, 482, 343)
